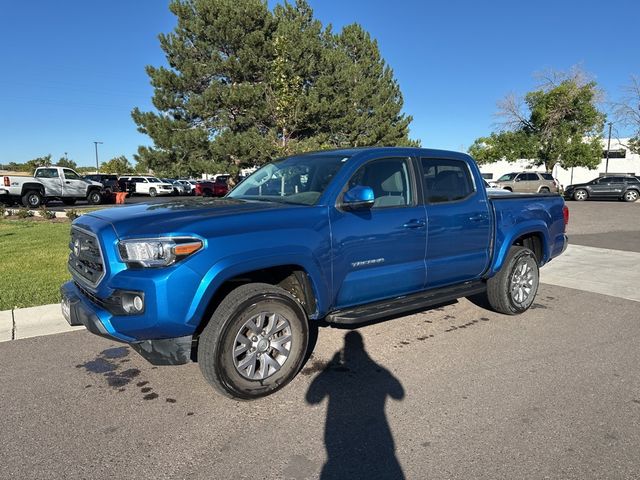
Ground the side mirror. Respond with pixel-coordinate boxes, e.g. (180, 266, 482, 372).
(514, 177, 521, 182)
(342, 186, 374, 210)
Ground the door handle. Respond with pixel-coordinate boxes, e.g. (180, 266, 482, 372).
(469, 214, 486, 222)
(65, 181, 71, 184)
(402, 220, 426, 229)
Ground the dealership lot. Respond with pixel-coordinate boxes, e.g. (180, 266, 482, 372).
(0, 200, 639, 479)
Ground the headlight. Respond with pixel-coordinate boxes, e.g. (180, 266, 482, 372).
(118, 237, 203, 267)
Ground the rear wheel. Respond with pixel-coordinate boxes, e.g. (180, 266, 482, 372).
(22, 190, 43, 208)
(198, 283, 309, 400)
(573, 189, 588, 201)
(486, 246, 539, 315)
(623, 190, 639, 202)
(539, 187, 550, 193)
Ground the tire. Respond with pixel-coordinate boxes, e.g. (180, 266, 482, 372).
(87, 190, 102, 205)
(503, 187, 512, 192)
(62, 198, 76, 206)
(486, 246, 539, 315)
(623, 190, 639, 202)
(573, 189, 588, 201)
(198, 283, 309, 400)
(539, 187, 550, 193)
(149, 188, 157, 197)
(21, 190, 43, 208)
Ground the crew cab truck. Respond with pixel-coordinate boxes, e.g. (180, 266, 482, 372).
(1, 166, 103, 207)
(61, 147, 568, 400)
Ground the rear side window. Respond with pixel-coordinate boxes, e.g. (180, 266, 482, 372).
(421, 158, 474, 204)
(624, 177, 640, 184)
(540, 173, 554, 180)
(35, 168, 59, 179)
(522, 173, 538, 181)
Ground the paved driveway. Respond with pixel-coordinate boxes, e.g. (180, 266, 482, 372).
(1, 200, 639, 479)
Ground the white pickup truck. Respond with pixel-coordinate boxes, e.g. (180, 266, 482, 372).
(1, 166, 104, 208)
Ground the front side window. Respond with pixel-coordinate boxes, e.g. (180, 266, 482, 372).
(229, 154, 349, 205)
(347, 158, 412, 208)
(498, 173, 516, 181)
(422, 158, 474, 204)
(63, 169, 80, 180)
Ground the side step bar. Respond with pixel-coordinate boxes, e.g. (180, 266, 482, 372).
(325, 281, 487, 325)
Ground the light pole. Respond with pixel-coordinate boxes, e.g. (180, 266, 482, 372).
(604, 122, 612, 174)
(93, 141, 103, 173)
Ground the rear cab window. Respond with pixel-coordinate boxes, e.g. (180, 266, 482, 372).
(421, 158, 475, 204)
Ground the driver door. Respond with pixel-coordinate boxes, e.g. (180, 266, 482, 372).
(329, 157, 427, 309)
(61, 168, 87, 197)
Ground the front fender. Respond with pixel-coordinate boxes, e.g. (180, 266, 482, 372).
(184, 249, 330, 327)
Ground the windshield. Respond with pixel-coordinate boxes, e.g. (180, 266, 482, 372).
(228, 154, 350, 205)
(498, 173, 517, 181)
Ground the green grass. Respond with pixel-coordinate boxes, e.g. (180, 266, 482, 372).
(0, 219, 71, 310)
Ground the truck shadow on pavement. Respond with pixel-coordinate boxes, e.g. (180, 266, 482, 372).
(304, 331, 406, 480)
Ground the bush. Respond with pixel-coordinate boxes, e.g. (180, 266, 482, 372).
(0, 203, 5, 218)
(16, 207, 34, 218)
(39, 206, 57, 220)
(66, 209, 79, 220)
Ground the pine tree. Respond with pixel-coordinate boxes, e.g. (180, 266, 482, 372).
(132, 0, 417, 175)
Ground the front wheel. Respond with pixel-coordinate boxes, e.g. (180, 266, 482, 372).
(198, 283, 309, 400)
(149, 188, 157, 197)
(623, 190, 639, 202)
(486, 246, 539, 315)
(87, 190, 102, 205)
(573, 189, 588, 201)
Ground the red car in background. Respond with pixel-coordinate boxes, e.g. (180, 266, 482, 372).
(194, 177, 229, 197)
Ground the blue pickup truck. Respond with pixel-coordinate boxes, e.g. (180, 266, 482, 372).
(61, 147, 568, 399)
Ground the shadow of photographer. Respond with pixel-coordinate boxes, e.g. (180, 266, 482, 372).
(306, 331, 405, 479)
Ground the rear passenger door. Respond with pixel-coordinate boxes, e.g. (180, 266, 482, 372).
(420, 158, 491, 288)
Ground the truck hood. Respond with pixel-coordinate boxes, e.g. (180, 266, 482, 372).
(86, 198, 293, 238)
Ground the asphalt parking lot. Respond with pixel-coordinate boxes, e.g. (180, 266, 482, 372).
(1, 200, 639, 479)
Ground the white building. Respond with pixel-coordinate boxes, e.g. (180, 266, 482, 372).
(477, 138, 639, 188)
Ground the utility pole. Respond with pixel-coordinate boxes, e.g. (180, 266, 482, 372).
(93, 141, 103, 173)
(604, 122, 612, 174)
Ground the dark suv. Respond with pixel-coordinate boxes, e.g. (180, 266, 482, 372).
(564, 175, 640, 202)
(83, 174, 119, 195)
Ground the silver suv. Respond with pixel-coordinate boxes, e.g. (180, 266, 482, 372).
(495, 172, 559, 193)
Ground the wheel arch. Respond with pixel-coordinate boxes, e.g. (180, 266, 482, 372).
(490, 223, 550, 276)
(20, 182, 45, 196)
(188, 257, 327, 338)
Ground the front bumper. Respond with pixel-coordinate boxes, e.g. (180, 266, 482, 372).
(61, 281, 193, 365)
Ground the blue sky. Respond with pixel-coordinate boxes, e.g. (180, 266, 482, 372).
(1, 0, 638, 167)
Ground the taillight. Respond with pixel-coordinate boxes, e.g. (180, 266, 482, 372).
(563, 205, 569, 228)
(3, 176, 9, 187)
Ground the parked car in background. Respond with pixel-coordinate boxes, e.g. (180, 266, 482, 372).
(194, 177, 229, 197)
(84, 174, 119, 197)
(117, 176, 173, 197)
(160, 178, 188, 196)
(175, 180, 195, 195)
(1, 166, 103, 207)
(495, 172, 560, 193)
(564, 175, 640, 202)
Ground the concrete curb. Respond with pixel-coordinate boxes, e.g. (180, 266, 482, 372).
(0, 303, 83, 343)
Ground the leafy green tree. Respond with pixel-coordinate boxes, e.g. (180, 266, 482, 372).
(100, 155, 134, 174)
(25, 154, 52, 173)
(469, 70, 605, 172)
(56, 157, 78, 169)
(132, 0, 416, 174)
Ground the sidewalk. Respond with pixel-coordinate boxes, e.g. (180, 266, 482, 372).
(0, 303, 83, 342)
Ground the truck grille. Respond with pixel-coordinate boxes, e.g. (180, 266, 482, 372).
(68, 227, 105, 287)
